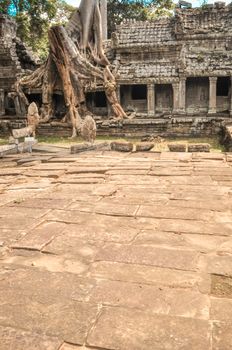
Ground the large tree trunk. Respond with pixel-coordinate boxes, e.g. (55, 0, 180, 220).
(13, 0, 126, 137)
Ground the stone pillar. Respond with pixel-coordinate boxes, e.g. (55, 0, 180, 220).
(179, 78, 186, 112)
(147, 83, 155, 116)
(208, 77, 217, 114)
(116, 85, 121, 103)
(172, 83, 179, 113)
(0, 89, 5, 116)
(230, 77, 232, 116)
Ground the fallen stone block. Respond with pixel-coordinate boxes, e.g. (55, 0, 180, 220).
(168, 143, 186, 152)
(0, 144, 17, 157)
(136, 142, 154, 152)
(111, 141, 133, 152)
(70, 142, 110, 154)
(221, 124, 232, 151)
(188, 144, 210, 152)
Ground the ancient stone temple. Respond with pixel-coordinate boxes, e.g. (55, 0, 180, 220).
(1, 2, 232, 137)
(86, 2, 232, 136)
(0, 15, 38, 118)
(88, 2, 232, 116)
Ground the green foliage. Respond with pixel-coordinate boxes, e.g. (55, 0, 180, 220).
(1, 0, 75, 60)
(107, 0, 175, 35)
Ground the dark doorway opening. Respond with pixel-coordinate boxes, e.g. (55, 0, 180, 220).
(217, 77, 230, 96)
(155, 84, 173, 112)
(131, 85, 147, 100)
(94, 91, 107, 107)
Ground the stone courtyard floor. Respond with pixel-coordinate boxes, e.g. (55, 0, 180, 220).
(0, 149, 232, 349)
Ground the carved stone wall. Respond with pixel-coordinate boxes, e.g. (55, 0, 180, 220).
(0, 14, 38, 117)
(110, 2, 232, 117)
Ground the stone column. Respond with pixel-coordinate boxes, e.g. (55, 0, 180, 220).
(208, 77, 217, 114)
(230, 77, 232, 116)
(179, 78, 186, 112)
(0, 89, 5, 117)
(116, 85, 121, 104)
(172, 82, 179, 113)
(147, 83, 155, 116)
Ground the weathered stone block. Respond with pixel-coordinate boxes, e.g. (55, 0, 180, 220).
(136, 142, 154, 152)
(188, 144, 210, 152)
(87, 307, 211, 350)
(111, 141, 133, 152)
(168, 143, 187, 152)
(70, 142, 110, 154)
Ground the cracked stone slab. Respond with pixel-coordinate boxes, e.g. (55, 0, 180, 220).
(66, 167, 109, 174)
(45, 215, 140, 244)
(0, 228, 26, 246)
(0, 168, 24, 176)
(105, 169, 149, 175)
(0, 206, 50, 219)
(0, 297, 98, 344)
(85, 279, 209, 319)
(137, 205, 212, 221)
(156, 219, 232, 236)
(0, 325, 61, 350)
(8, 198, 72, 209)
(200, 254, 232, 275)
(0, 294, 98, 344)
(69, 202, 139, 217)
(31, 163, 70, 170)
(87, 307, 211, 350)
(134, 231, 227, 252)
(96, 243, 199, 271)
(43, 237, 103, 260)
(0, 216, 40, 230)
(55, 177, 105, 184)
(212, 321, 232, 350)
(23, 169, 65, 178)
(168, 199, 232, 211)
(163, 175, 213, 185)
(210, 297, 232, 321)
(89, 261, 210, 293)
(149, 169, 192, 176)
(7, 179, 52, 190)
(60, 345, 100, 350)
(108, 174, 161, 185)
(0, 267, 95, 303)
(2, 251, 91, 275)
(11, 222, 67, 251)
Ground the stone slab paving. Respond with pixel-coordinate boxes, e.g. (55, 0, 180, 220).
(0, 150, 232, 349)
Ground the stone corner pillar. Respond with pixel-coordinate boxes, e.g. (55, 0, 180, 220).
(0, 89, 5, 117)
(172, 82, 179, 113)
(147, 83, 155, 117)
(208, 77, 217, 114)
(179, 77, 186, 113)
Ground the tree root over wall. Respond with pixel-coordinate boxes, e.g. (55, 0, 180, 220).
(13, 0, 127, 137)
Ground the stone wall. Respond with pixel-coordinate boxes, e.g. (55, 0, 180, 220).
(0, 15, 38, 117)
(109, 2, 232, 118)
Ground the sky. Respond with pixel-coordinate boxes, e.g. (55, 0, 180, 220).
(66, 0, 231, 7)
(66, 0, 80, 6)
